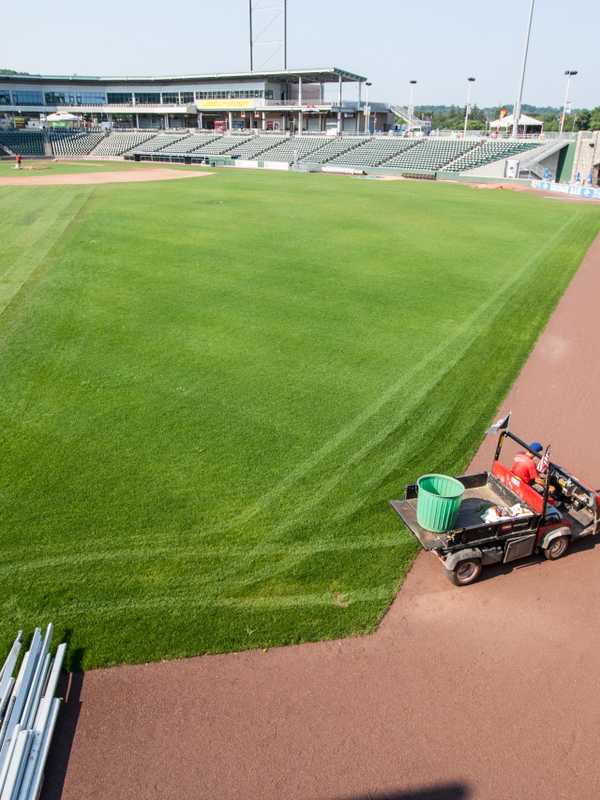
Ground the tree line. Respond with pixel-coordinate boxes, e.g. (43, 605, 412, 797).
(415, 104, 600, 131)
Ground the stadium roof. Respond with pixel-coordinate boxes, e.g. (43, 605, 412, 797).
(0, 67, 367, 85)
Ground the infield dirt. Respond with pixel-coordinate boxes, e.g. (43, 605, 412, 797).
(0, 168, 213, 186)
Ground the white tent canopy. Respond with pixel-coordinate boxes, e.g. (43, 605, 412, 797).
(45, 112, 81, 122)
(489, 113, 543, 130)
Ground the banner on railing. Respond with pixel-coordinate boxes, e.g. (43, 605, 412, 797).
(197, 100, 253, 110)
(531, 180, 600, 200)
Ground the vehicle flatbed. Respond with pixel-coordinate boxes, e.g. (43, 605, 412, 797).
(390, 470, 537, 553)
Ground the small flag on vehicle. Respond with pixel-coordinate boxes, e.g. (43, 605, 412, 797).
(486, 412, 511, 435)
(538, 446, 551, 474)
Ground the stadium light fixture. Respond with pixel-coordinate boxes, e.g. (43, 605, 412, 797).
(463, 77, 476, 137)
(365, 81, 372, 135)
(512, 0, 536, 139)
(408, 80, 417, 124)
(560, 70, 578, 136)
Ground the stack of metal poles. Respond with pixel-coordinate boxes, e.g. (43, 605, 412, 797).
(0, 625, 66, 799)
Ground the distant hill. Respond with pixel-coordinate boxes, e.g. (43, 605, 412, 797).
(0, 69, 31, 76)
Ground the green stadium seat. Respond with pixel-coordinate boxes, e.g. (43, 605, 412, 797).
(92, 131, 157, 157)
(443, 140, 540, 172)
(0, 131, 44, 156)
(49, 131, 106, 157)
(226, 135, 287, 159)
(327, 137, 419, 168)
(300, 136, 368, 164)
(259, 136, 332, 164)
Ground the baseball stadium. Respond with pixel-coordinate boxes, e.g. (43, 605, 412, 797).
(2, 1, 600, 798)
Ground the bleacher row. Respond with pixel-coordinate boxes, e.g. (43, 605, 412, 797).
(0, 129, 540, 174)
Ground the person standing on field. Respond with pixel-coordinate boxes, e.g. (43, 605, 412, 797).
(15, 154, 22, 170)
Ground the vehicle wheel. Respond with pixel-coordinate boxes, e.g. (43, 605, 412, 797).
(447, 559, 482, 586)
(544, 536, 569, 561)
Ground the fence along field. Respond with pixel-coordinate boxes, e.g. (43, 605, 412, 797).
(0, 169, 598, 668)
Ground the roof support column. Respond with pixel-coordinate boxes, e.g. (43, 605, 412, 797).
(228, 111, 233, 131)
(337, 74, 343, 134)
(358, 81, 363, 134)
(298, 75, 303, 133)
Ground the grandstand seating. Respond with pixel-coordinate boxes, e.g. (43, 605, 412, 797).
(0, 125, 545, 175)
(225, 135, 287, 159)
(299, 136, 367, 164)
(132, 133, 190, 154)
(159, 133, 222, 154)
(327, 137, 418, 168)
(259, 136, 331, 163)
(91, 131, 156, 157)
(382, 139, 477, 171)
(192, 135, 254, 155)
(443, 139, 539, 172)
(49, 131, 106, 157)
(0, 131, 44, 156)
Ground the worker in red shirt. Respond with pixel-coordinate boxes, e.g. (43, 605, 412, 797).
(512, 441, 544, 488)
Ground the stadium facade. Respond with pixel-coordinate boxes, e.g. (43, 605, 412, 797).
(0, 67, 393, 133)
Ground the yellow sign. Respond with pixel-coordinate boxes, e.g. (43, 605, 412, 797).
(196, 99, 254, 110)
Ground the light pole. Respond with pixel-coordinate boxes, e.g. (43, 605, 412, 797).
(364, 81, 372, 135)
(560, 70, 578, 136)
(463, 77, 476, 137)
(512, 0, 536, 138)
(408, 80, 417, 124)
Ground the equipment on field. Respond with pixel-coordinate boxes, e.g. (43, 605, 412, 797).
(0, 625, 66, 799)
(390, 428, 600, 586)
(415, 474, 465, 533)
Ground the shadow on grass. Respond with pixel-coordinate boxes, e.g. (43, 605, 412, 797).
(336, 782, 471, 800)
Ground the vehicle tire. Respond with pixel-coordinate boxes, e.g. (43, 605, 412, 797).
(447, 559, 482, 586)
(544, 536, 569, 561)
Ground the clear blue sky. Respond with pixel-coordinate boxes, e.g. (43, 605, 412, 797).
(3, 0, 599, 108)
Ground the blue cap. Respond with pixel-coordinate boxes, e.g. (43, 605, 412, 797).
(529, 441, 543, 454)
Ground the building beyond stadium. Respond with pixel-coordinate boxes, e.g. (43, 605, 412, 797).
(0, 67, 392, 133)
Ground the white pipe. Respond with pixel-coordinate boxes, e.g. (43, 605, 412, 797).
(464, 81, 474, 137)
(23, 700, 60, 800)
(0, 729, 31, 800)
(512, 0, 536, 138)
(0, 635, 22, 685)
(0, 725, 21, 794)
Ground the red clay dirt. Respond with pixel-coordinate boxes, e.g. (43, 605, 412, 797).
(45, 235, 600, 800)
(0, 169, 213, 186)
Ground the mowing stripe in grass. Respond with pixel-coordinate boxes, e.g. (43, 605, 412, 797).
(42, 585, 394, 617)
(282, 209, 586, 527)
(0, 187, 93, 317)
(0, 534, 401, 576)
(187, 210, 587, 601)
(211, 210, 581, 540)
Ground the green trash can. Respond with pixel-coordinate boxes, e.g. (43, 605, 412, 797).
(416, 474, 465, 533)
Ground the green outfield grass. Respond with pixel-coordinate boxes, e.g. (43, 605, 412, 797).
(1, 170, 598, 669)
